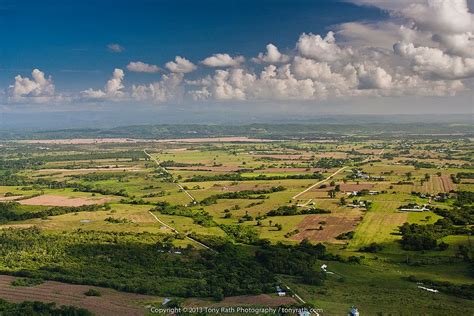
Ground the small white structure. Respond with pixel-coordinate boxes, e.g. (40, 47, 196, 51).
(418, 286, 439, 293)
(400, 204, 429, 212)
(320, 264, 334, 274)
(348, 306, 359, 316)
(276, 286, 286, 296)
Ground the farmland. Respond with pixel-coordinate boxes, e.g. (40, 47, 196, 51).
(0, 125, 473, 315)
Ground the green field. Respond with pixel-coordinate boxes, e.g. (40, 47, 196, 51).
(0, 135, 473, 315)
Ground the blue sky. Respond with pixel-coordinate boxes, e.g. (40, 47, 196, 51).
(0, 0, 472, 124)
(0, 0, 384, 89)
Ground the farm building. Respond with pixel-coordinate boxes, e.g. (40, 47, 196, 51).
(399, 204, 429, 212)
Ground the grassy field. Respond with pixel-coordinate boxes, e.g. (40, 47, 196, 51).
(0, 137, 472, 315)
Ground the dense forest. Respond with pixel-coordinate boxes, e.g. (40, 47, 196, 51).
(0, 228, 330, 299)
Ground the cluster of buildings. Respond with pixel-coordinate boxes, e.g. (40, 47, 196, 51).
(352, 170, 384, 181)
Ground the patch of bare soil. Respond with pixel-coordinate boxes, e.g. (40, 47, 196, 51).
(293, 213, 361, 242)
(252, 154, 312, 160)
(157, 137, 276, 143)
(167, 166, 240, 172)
(19, 195, 113, 207)
(0, 275, 156, 316)
(0, 196, 24, 202)
(439, 175, 455, 192)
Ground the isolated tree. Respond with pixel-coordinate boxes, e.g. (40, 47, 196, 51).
(340, 197, 347, 205)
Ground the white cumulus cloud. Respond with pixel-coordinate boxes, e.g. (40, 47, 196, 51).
(252, 44, 290, 63)
(297, 31, 353, 63)
(126, 61, 161, 73)
(394, 42, 474, 79)
(81, 68, 126, 100)
(355, 63, 393, 89)
(165, 56, 197, 73)
(8, 69, 62, 103)
(132, 73, 184, 103)
(201, 53, 245, 67)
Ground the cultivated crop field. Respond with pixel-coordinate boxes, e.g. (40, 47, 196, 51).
(0, 133, 473, 315)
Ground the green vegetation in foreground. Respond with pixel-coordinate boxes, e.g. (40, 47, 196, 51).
(11, 277, 44, 287)
(0, 299, 92, 316)
(0, 227, 275, 299)
(0, 227, 346, 301)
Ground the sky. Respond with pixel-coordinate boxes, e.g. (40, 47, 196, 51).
(0, 0, 473, 127)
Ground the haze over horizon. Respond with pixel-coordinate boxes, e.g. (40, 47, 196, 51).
(0, 0, 473, 128)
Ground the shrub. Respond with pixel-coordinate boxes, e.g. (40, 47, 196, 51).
(84, 289, 101, 297)
(11, 278, 44, 287)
